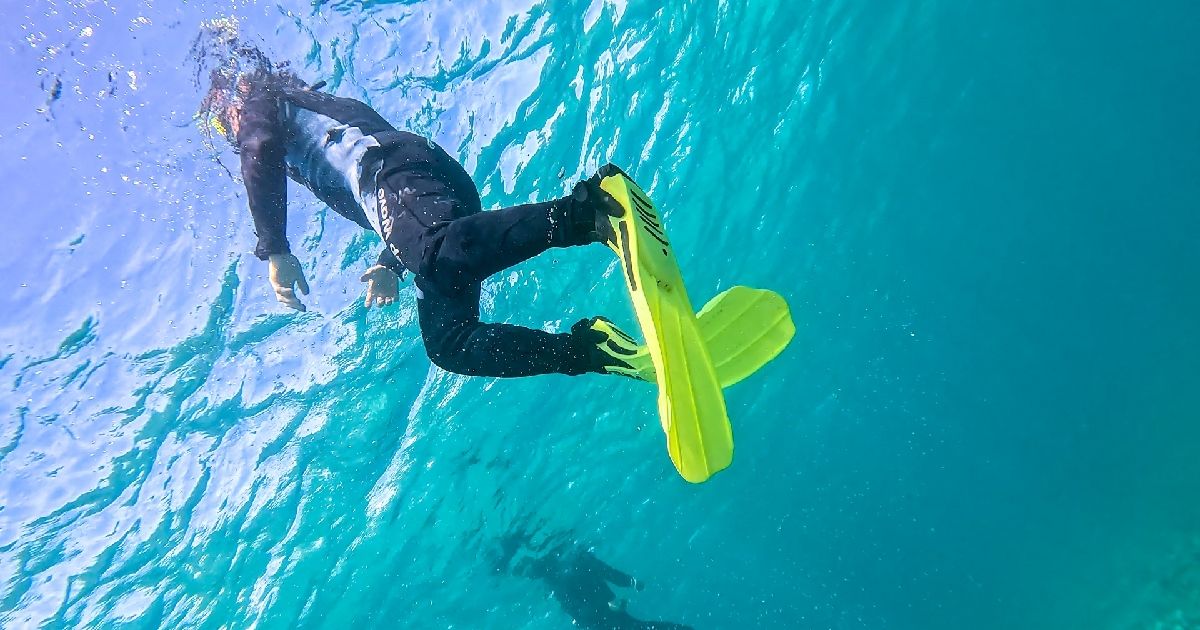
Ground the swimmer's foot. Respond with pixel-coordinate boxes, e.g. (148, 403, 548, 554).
(553, 167, 626, 247)
(570, 317, 652, 380)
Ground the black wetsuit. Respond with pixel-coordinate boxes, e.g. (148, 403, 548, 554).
(236, 84, 605, 377)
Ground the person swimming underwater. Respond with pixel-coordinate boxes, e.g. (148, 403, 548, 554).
(495, 532, 694, 630)
(196, 30, 637, 378)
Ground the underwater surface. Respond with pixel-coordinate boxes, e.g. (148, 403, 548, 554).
(2, 0, 1199, 628)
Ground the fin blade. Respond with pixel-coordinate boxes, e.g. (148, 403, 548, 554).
(696, 287, 796, 387)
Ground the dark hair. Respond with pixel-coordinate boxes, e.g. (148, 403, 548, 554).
(191, 19, 303, 146)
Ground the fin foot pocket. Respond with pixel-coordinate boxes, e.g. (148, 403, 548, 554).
(572, 317, 654, 381)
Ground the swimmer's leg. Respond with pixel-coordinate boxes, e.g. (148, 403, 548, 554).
(424, 198, 575, 289)
(444, 174, 625, 283)
(594, 609, 694, 630)
(380, 170, 622, 293)
(416, 277, 622, 377)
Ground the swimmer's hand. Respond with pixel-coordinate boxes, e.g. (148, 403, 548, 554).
(268, 253, 310, 312)
(359, 264, 399, 308)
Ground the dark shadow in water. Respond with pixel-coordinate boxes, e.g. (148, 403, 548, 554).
(490, 529, 693, 630)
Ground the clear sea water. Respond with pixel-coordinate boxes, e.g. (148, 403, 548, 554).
(2, 1, 1198, 628)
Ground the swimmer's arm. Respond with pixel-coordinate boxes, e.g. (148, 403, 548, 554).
(238, 93, 310, 311)
(581, 552, 636, 588)
(236, 92, 289, 260)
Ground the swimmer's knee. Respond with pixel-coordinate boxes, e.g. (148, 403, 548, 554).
(422, 333, 459, 372)
(424, 221, 480, 292)
(425, 346, 467, 375)
(422, 330, 482, 376)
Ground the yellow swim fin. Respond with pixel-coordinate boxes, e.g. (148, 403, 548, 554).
(599, 165, 731, 483)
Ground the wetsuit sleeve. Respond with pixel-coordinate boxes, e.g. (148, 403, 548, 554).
(236, 92, 289, 260)
(376, 246, 406, 277)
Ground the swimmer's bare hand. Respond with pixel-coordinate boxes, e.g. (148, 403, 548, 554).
(268, 253, 310, 312)
(359, 264, 399, 308)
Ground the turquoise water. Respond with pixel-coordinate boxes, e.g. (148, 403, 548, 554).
(2, 0, 1199, 628)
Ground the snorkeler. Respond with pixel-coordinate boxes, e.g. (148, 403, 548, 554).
(496, 533, 694, 630)
(198, 39, 637, 379)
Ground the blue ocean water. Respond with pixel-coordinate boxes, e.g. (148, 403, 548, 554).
(2, 0, 1198, 628)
